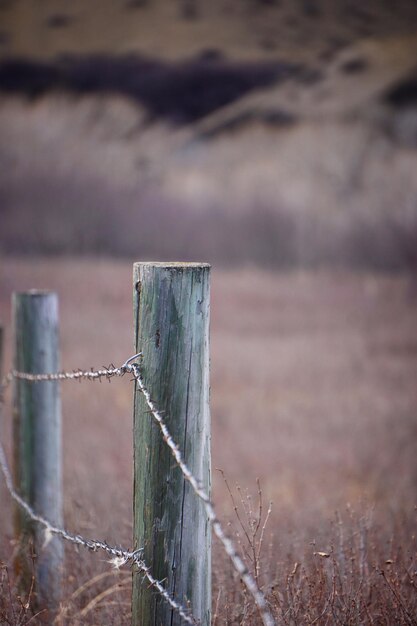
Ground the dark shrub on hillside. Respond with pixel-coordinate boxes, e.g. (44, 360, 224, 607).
(0, 54, 298, 123)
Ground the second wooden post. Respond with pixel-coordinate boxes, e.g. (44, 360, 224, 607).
(13, 291, 63, 612)
(132, 262, 211, 626)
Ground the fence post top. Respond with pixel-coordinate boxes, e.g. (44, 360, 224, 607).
(13, 290, 57, 299)
(133, 261, 211, 269)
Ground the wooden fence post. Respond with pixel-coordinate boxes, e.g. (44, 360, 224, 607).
(0, 323, 3, 478)
(0, 322, 3, 383)
(0, 322, 3, 414)
(13, 291, 63, 612)
(132, 262, 211, 626)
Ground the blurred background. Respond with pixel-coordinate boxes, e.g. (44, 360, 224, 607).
(0, 1, 417, 623)
(1, 0, 417, 268)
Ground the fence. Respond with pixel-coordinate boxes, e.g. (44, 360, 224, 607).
(0, 262, 275, 626)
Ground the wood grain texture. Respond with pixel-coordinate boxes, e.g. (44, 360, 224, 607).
(0, 323, 3, 381)
(13, 291, 63, 611)
(0, 324, 3, 431)
(132, 262, 211, 626)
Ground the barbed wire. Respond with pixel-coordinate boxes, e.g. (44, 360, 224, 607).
(0, 354, 275, 626)
(0, 368, 197, 625)
(129, 361, 275, 626)
(10, 366, 124, 383)
(0, 440, 197, 624)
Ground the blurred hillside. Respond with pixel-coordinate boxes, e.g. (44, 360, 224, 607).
(1, 0, 417, 268)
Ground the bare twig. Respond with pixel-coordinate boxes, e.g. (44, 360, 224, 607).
(130, 361, 275, 626)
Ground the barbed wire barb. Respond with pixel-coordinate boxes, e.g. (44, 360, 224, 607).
(127, 359, 276, 626)
(0, 371, 198, 626)
(0, 353, 276, 626)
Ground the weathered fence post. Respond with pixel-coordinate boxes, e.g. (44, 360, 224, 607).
(132, 262, 211, 626)
(0, 323, 3, 462)
(0, 323, 3, 383)
(0, 323, 3, 411)
(13, 291, 63, 612)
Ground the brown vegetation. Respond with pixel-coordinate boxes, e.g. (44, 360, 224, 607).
(0, 258, 416, 623)
(1, 5, 417, 271)
(1, 2, 416, 621)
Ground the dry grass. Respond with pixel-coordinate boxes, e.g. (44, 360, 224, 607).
(2, 0, 417, 63)
(212, 495, 417, 626)
(0, 257, 416, 623)
(2, 85, 417, 268)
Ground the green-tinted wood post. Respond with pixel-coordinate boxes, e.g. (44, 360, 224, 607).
(0, 323, 3, 459)
(0, 323, 3, 382)
(13, 291, 63, 612)
(132, 262, 211, 626)
(0, 323, 3, 410)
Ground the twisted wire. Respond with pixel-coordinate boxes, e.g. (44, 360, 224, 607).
(129, 361, 275, 626)
(0, 370, 197, 625)
(11, 366, 124, 382)
(0, 354, 275, 626)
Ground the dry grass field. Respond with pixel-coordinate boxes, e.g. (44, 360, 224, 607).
(2, 2, 417, 270)
(0, 257, 416, 624)
(1, 0, 417, 63)
(1, 1, 416, 622)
